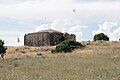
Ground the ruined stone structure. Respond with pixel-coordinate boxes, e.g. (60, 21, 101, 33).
(24, 29, 76, 46)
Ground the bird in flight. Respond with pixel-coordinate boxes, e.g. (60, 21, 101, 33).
(73, 9, 77, 13)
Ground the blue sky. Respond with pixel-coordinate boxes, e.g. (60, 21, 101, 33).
(0, 0, 120, 46)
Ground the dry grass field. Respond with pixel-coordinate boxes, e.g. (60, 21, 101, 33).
(0, 41, 120, 80)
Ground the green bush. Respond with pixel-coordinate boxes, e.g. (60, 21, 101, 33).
(0, 39, 7, 54)
(52, 40, 85, 53)
(93, 33, 109, 41)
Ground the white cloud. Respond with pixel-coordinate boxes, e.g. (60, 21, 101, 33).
(0, 0, 119, 4)
(92, 21, 120, 41)
(0, 0, 73, 21)
(0, 0, 48, 4)
(73, 0, 120, 3)
(92, 22, 118, 34)
(68, 25, 86, 41)
(0, 0, 119, 22)
(35, 20, 86, 41)
(0, 0, 120, 45)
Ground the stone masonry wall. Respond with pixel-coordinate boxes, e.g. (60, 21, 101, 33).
(24, 30, 76, 47)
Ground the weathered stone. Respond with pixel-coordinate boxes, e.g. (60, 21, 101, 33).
(24, 29, 76, 46)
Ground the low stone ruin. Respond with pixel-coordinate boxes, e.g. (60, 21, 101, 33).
(24, 29, 76, 46)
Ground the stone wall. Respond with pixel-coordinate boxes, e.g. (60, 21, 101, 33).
(64, 33, 76, 41)
(24, 30, 76, 46)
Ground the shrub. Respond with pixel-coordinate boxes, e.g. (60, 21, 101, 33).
(0, 39, 4, 46)
(93, 33, 109, 41)
(0, 39, 7, 54)
(52, 40, 85, 53)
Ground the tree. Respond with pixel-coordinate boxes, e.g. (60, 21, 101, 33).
(93, 33, 109, 41)
(0, 39, 7, 59)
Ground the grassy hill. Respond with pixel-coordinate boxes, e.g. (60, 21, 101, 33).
(0, 41, 120, 80)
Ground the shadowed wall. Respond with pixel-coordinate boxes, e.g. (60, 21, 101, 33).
(24, 29, 76, 46)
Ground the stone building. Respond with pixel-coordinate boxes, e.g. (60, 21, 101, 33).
(24, 29, 76, 46)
